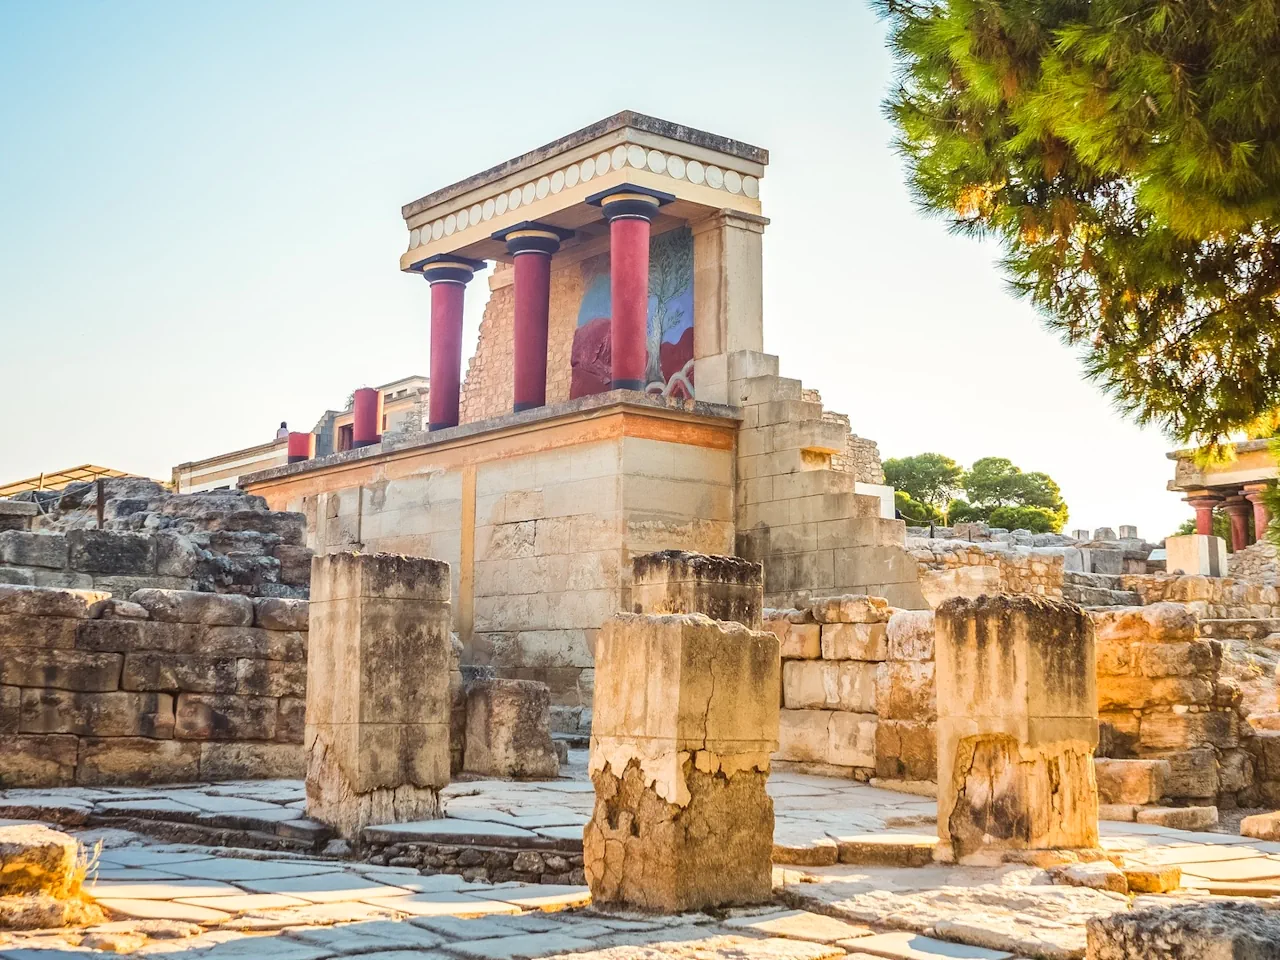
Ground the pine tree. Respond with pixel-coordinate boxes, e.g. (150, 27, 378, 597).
(874, 0, 1280, 444)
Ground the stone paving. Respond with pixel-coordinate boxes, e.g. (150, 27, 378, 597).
(2, 769, 1280, 959)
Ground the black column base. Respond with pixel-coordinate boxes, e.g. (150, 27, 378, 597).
(353, 438, 380, 449)
(513, 400, 544, 413)
(287, 455, 309, 464)
(610, 378, 645, 391)
(429, 421, 459, 432)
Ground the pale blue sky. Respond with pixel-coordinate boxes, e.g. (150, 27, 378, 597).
(0, 1, 1189, 537)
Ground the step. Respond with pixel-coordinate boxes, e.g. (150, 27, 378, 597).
(730, 375, 803, 405)
(1095, 758, 1168, 805)
(1064, 570, 1124, 589)
(1063, 584, 1142, 607)
(1199, 619, 1280, 640)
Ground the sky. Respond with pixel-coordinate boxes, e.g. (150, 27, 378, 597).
(0, 1, 1190, 538)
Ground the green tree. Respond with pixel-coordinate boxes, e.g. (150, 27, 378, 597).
(896, 490, 944, 524)
(988, 504, 1060, 533)
(883, 453, 965, 509)
(1173, 513, 1237, 543)
(874, 0, 1280, 444)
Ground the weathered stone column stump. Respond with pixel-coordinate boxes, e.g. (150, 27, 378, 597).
(305, 553, 452, 839)
(935, 594, 1099, 864)
(630, 550, 764, 628)
(585, 612, 779, 911)
(464, 677, 560, 779)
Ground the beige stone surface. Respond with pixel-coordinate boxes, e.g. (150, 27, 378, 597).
(631, 551, 763, 629)
(820, 622, 887, 661)
(463, 678, 559, 779)
(1093, 758, 1168, 805)
(1240, 809, 1280, 840)
(0, 824, 79, 897)
(1133, 806, 1218, 830)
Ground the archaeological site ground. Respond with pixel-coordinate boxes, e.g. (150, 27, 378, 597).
(4, 112, 1280, 959)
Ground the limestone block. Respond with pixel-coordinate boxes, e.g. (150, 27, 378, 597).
(763, 615, 820, 659)
(0, 685, 17, 733)
(0, 735, 78, 787)
(887, 610, 934, 661)
(1241, 810, 1280, 840)
(274, 544, 314, 586)
(130, 589, 253, 626)
(1136, 640, 1216, 678)
(875, 719, 936, 781)
(174, 693, 277, 740)
(0, 585, 109, 619)
(630, 551, 763, 629)
(1097, 676, 1213, 711)
(0, 824, 79, 897)
(200, 741, 304, 780)
(76, 737, 201, 785)
(122, 653, 236, 694)
(782, 660, 876, 712)
(827, 711, 877, 768)
(586, 613, 778, 911)
(463, 678, 559, 779)
(820, 622, 887, 661)
(777, 708, 834, 763)
(0, 649, 122, 692)
(1138, 710, 1236, 751)
(305, 553, 452, 840)
(810, 594, 890, 624)
(935, 595, 1099, 863)
(253, 597, 309, 631)
(1122, 864, 1181, 893)
(1088, 901, 1280, 958)
(1165, 534, 1229, 577)
(1147, 746, 1220, 799)
(1088, 603, 1196, 644)
(235, 658, 306, 698)
(1134, 805, 1218, 830)
(0, 532, 67, 570)
(874, 661, 936, 721)
(277, 695, 305, 743)
(0, 614, 79, 650)
(1094, 758, 1169, 805)
(19, 690, 174, 738)
(67, 530, 156, 575)
(100, 599, 149, 620)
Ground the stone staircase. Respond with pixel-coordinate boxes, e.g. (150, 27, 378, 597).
(1063, 571, 1142, 607)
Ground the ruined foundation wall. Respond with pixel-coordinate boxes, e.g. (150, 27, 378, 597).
(1119, 573, 1280, 618)
(1228, 541, 1280, 585)
(909, 538, 1066, 609)
(0, 584, 307, 788)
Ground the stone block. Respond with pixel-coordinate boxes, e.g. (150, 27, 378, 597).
(1136, 640, 1216, 678)
(273, 544, 314, 586)
(810, 594, 890, 624)
(820, 622, 887, 661)
(0, 532, 67, 570)
(235, 658, 306, 698)
(777, 708, 833, 763)
(1093, 758, 1168, 805)
(887, 609, 934, 661)
(19, 690, 174, 738)
(1134, 805, 1218, 830)
(827, 711, 877, 768)
(130, 589, 253, 626)
(1147, 746, 1220, 799)
(0, 824, 79, 897)
(253, 597, 309, 631)
(122, 652, 236, 693)
(1122, 864, 1181, 894)
(463, 678, 559, 779)
(873, 661, 935, 721)
(1097, 676, 1213, 710)
(1165, 534, 1229, 577)
(1087, 901, 1280, 958)
(277, 696, 305, 743)
(0, 584, 109, 619)
(764, 615, 820, 659)
(630, 551, 763, 628)
(874, 719, 936, 781)
(782, 660, 876, 712)
(174, 693, 277, 740)
(0, 649, 122, 692)
(100, 599, 149, 620)
(1138, 710, 1236, 750)
(76, 737, 201, 785)
(305, 553, 452, 840)
(1089, 549, 1124, 576)
(0, 567, 35, 586)
(154, 531, 200, 578)
(935, 595, 1098, 863)
(0, 685, 17, 733)
(1089, 603, 1196, 644)
(0, 735, 78, 787)
(200, 741, 304, 780)
(1241, 810, 1280, 840)
(67, 530, 156, 575)
(586, 612, 778, 911)
(0, 614, 79, 650)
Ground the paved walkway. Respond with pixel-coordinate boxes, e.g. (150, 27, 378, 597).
(1, 768, 1278, 959)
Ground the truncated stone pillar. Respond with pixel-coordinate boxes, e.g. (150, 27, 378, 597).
(305, 553, 452, 839)
(934, 595, 1099, 865)
(585, 613, 779, 911)
(630, 550, 764, 628)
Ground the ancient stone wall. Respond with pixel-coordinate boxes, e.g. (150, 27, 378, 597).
(800, 392, 885, 485)
(0, 584, 306, 788)
(1120, 573, 1280, 617)
(909, 538, 1065, 608)
(1228, 540, 1280, 585)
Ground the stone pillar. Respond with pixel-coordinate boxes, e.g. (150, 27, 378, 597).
(1184, 492, 1222, 537)
(305, 552, 452, 839)
(1118, 525, 1139, 540)
(934, 595, 1098, 865)
(585, 613, 779, 911)
(286, 432, 314, 464)
(1245, 483, 1271, 542)
(422, 255, 485, 431)
(691, 210, 767, 404)
(587, 185, 674, 391)
(463, 678, 559, 779)
(351, 387, 381, 449)
(1223, 495, 1251, 550)
(630, 550, 763, 628)
(1165, 533, 1228, 576)
(492, 222, 573, 413)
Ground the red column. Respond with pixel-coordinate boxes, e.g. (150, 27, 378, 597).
(587, 185, 674, 391)
(1245, 483, 1272, 541)
(1185, 494, 1221, 536)
(420, 256, 484, 431)
(1223, 496, 1251, 551)
(286, 432, 314, 464)
(494, 223, 572, 413)
(352, 387, 381, 448)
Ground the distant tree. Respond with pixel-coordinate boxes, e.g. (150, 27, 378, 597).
(988, 505, 1060, 534)
(964, 458, 1066, 515)
(895, 490, 943, 524)
(1173, 514, 1236, 542)
(883, 453, 964, 509)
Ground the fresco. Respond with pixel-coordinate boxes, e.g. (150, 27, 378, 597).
(569, 226, 695, 400)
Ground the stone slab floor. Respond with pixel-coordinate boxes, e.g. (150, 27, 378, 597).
(2, 765, 1279, 959)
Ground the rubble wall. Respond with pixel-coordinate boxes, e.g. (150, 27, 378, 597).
(0, 584, 306, 788)
(1119, 573, 1280, 617)
(909, 539, 1065, 609)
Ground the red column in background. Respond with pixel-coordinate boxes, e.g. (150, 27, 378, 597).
(1223, 496, 1251, 551)
(513, 251, 552, 410)
(608, 216, 652, 391)
(286, 432, 314, 463)
(352, 387, 381, 448)
(1245, 483, 1272, 541)
(1185, 495, 1220, 536)
(420, 256, 483, 431)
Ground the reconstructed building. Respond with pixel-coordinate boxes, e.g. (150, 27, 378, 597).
(1168, 439, 1276, 551)
(239, 112, 911, 728)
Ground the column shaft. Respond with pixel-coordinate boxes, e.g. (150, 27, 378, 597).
(512, 252, 552, 412)
(428, 281, 466, 431)
(1224, 496, 1251, 551)
(1186, 496, 1220, 537)
(609, 216, 651, 390)
(1245, 484, 1272, 542)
